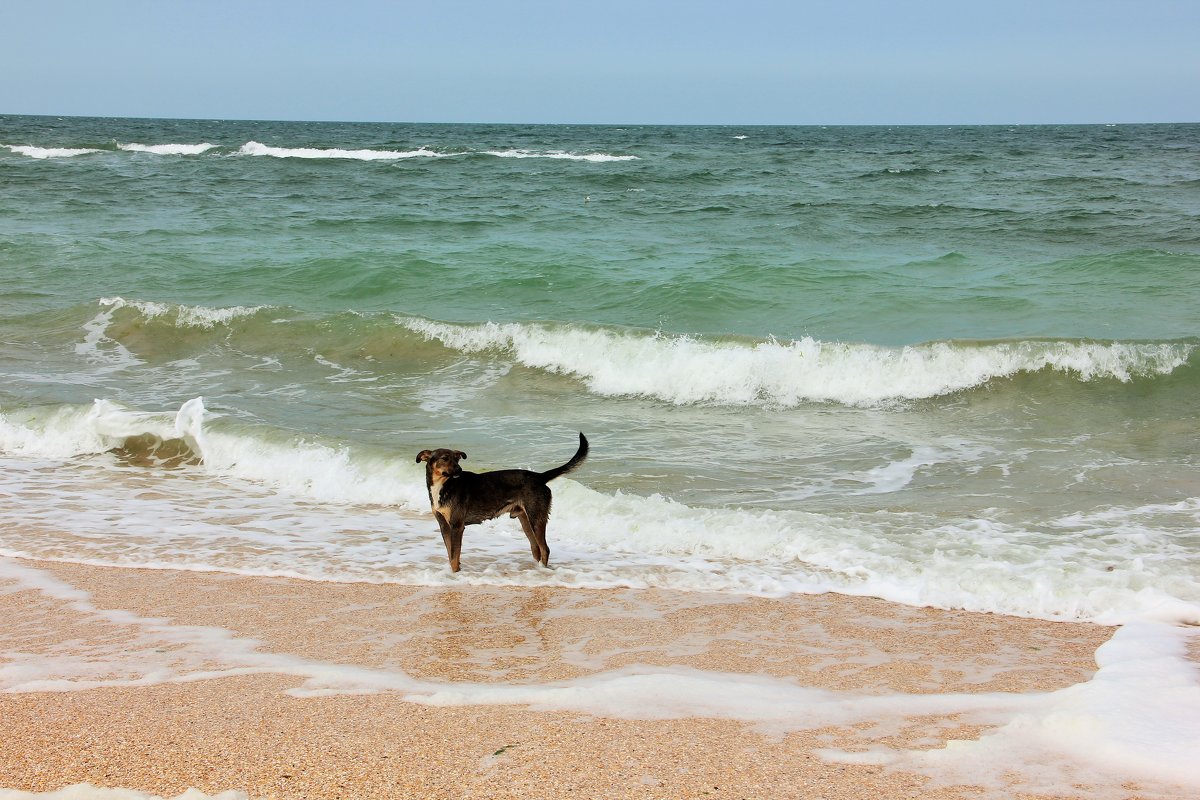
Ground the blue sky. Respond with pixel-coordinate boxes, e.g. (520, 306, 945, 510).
(3, 0, 1196, 124)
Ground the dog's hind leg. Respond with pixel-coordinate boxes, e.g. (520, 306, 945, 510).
(519, 505, 551, 567)
(525, 489, 553, 567)
(515, 509, 543, 565)
(532, 515, 550, 567)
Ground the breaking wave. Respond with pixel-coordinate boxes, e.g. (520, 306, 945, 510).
(2, 144, 102, 159)
(69, 299, 1199, 409)
(1, 397, 1197, 624)
(237, 141, 443, 160)
(117, 142, 217, 155)
(400, 317, 1197, 407)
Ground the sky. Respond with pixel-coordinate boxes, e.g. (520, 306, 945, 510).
(2, 0, 1197, 125)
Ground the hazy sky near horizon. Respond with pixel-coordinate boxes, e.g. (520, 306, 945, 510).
(4, 0, 1196, 125)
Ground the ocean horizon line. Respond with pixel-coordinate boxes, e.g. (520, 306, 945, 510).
(3, 110, 1198, 129)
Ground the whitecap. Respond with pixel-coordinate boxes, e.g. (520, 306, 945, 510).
(96, 296, 265, 328)
(3, 144, 102, 159)
(238, 141, 442, 160)
(117, 142, 217, 155)
(482, 149, 638, 162)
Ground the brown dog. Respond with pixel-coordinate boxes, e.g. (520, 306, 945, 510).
(416, 433, 589, 572)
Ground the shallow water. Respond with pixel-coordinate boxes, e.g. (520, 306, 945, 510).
(0, 115, 1197, 624)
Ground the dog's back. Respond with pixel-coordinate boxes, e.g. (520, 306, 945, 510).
(439, 468, 551, 526)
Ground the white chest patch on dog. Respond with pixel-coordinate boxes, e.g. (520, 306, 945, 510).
(430, 479, 451, 517)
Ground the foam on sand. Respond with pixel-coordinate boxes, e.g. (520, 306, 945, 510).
(1, 559, 1197, 798)
(0, 787, 247, 800)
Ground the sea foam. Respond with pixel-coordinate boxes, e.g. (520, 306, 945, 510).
(1, 558, 1197, 799)
(0, 787, 247, 800)
(2, 398, 1197, 624)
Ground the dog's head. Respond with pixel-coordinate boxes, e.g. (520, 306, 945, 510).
(415, 448, 466, 484)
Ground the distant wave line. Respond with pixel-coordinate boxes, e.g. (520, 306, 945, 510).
(2, 141, 640, 162)
(118, 142, 218, 155)
(237, 141, 444, 160)
(239, 142, 639, 162)
(2, 144, 103, 159)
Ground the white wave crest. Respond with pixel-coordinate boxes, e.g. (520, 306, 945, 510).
(97, 296, 265, 328)
(117, 142, 216, 155)
(68, 298, 269, 378)
(238, 141, 442, 160)
(234, 142, 636, 162)
(3, 140, 638, 163)
(3, 144, 102, 159)
(0, 398, 426, 510)
(482, 149, 638, 162)
(399, 319, 1195, 407)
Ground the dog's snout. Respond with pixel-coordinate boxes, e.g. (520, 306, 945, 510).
(430, 454, 462, 479)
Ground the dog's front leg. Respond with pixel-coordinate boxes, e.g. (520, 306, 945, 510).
(447, 521, 465, 573)
(434, 511, 453, 566)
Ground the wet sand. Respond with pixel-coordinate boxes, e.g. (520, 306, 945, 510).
(0, 558, 1161, 799)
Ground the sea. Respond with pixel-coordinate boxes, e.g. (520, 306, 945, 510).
(1, 115, 1199, 794)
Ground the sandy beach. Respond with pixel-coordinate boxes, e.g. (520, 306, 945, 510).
(5, 556, 1186, 800)
(5, 113, 1200, 800)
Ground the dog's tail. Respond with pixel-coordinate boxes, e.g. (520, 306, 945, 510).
(539, 432, 589, 483)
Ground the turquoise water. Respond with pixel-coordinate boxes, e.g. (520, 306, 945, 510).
(1, 115, 1198, 622)
(4, 118, 1199, 343)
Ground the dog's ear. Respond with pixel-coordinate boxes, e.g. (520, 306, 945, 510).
(416, 450, 433, 463)
(455, 451, 467, 460)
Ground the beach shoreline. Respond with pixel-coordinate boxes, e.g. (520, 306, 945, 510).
(7, 556, 1183, 800)
(4, 116, 1200, 799)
